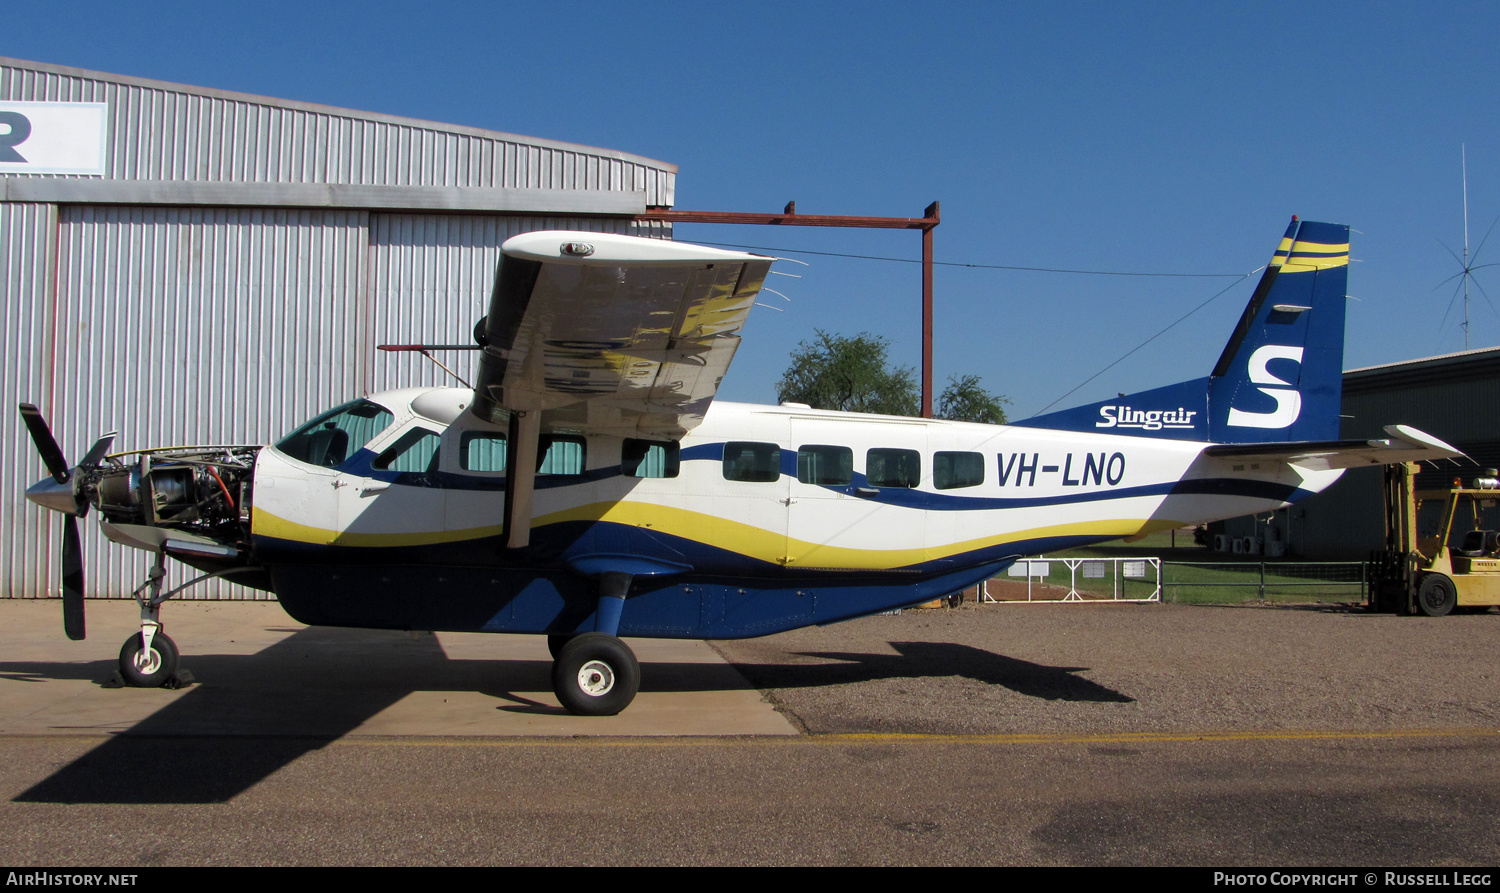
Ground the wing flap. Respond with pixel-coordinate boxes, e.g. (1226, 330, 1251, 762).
(1202, 425, 1462, 471)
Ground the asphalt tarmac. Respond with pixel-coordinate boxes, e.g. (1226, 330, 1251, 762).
(0, 597, 1495, 866)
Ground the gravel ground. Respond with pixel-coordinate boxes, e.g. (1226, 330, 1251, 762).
(712, 601, 1500, 735)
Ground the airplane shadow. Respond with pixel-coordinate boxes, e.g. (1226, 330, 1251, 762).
(6, 625, 753, 804)
(730, 641, 1135, 704)
(8, 635, 1126, 804)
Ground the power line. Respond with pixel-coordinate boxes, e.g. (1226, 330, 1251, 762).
(1030, 270, 1261, 416)
(695, 240, 1245, 278)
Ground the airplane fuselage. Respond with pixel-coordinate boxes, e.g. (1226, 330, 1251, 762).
(223, 386, 1340, 638)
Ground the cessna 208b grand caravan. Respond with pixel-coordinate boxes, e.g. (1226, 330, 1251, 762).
(21, 217, 1459, 715)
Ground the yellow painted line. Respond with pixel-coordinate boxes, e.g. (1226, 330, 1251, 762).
(310, 726, 1500, 748)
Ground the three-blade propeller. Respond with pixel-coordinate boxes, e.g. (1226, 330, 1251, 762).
(18, 403, 115, 641)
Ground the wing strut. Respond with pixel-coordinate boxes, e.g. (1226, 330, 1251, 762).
(504, 410, 541, 550)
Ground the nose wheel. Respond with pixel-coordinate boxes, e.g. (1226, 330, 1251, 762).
(551, 633, 640, 716)
(118, 628, 179, 688)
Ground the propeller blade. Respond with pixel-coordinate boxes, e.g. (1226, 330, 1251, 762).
(61, 516, 85, 641)
(18, 404, 71, 484)
(78, 432, 117, 470)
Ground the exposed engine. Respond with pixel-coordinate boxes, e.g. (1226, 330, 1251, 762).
(87, 446, 261, 547)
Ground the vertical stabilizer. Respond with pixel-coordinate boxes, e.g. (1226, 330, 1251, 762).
(1205, 218, 1348, 443)
(1019, 217, 1349, 444)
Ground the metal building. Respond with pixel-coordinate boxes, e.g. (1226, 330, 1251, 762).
(0, 57, 677, 599)
(1218, 347, 1500, 559)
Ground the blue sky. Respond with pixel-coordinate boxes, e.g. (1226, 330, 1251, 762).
(6, 1, 1499, 415)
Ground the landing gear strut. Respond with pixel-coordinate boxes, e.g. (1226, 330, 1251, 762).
(550, 570, 639, 715)
(120, 549, 179, 688)
(116, 548, 263, 688)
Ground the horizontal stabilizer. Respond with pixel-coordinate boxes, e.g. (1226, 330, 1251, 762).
(1202, 425, 1461, 471)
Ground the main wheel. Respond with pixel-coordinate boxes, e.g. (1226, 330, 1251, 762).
(546, 634, 574, 660)
(552, 633, 640, 716)
(119, 631, 179, 687)
(1417, 574, 1457, 617)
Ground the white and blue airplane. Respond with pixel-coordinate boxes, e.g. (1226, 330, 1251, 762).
(20, 217, 1458, 715)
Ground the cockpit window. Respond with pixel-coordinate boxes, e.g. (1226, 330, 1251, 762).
(275, 400, 394, 468)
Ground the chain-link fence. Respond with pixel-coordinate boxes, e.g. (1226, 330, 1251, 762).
(981, 558, 1368, 605)
(1160, 561, 1368, 604)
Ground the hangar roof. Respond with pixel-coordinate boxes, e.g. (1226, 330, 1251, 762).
(1344, 346, 1500, 396)
(0, 56, 675, 214)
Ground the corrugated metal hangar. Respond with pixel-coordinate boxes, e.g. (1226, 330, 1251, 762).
(1219, 347, 1500, 559)
(1, 56, 676, 599)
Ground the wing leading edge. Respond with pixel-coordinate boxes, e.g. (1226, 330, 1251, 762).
(473, 231, 774, 440)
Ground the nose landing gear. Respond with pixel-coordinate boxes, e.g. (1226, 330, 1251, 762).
(119, 624, 179, 688)
(113, 547, 263, 689)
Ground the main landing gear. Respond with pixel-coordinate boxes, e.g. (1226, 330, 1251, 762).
(552, 632, 640, 716)
(548, 570, 640, 716)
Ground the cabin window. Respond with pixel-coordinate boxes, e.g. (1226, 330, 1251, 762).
(373, 428, 441, 473)
(723, 442, 781, 483)
(275, 399, 394, 468)
(623, 439, 679, 479)
(867, 448, 921, 488)
(797, 445, 853, 486)
(461, 432, 508, 472)
(934, 451, 985, 490)
(538, 435, 586, 475)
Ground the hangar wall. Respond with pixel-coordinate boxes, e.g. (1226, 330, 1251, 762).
(0, 57, 677, 599)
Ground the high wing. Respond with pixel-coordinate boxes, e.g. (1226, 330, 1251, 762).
(472, 231, 774, 440)
(1202, 424, 1462, 472)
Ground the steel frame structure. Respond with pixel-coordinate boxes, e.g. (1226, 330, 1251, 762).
(636, 202, 941, 417)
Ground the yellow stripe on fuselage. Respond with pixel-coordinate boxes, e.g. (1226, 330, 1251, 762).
(254, 499, 1185, 569)
(534, 501, 1186, 569)
(253, 509, 505, 547)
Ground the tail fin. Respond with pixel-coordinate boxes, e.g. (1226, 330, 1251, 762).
(1020, 217, 1349, 443)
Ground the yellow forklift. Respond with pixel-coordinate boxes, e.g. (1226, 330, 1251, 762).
(1369, 462, 1500, 615)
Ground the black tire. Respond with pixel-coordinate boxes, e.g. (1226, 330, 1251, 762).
(1417, 574, 1457, 618)
(552, 633, 639, 716)
(119, 631, 179, 687)
(546, 634, 574, 660)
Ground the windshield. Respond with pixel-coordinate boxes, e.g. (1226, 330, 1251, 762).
(275, 400, 395, 468)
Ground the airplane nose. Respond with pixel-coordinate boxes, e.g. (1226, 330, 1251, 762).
(25, 476, 82, 515)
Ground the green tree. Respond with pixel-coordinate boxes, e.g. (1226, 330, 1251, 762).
(776, 331, 918, 416)
(936, 374, 1010, 424)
